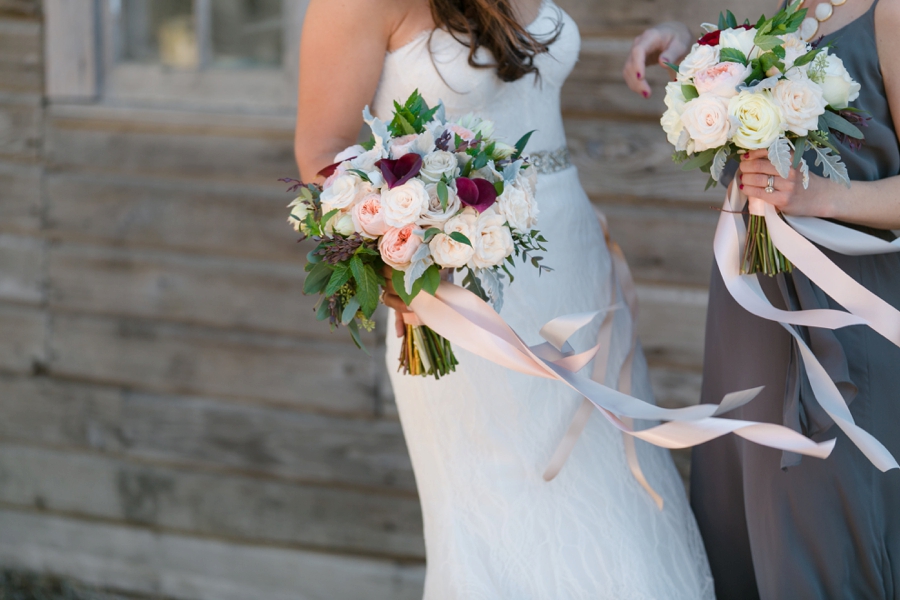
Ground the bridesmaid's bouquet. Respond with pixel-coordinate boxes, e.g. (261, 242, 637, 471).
(286, 91, 548, 379)
(660, 0, 866, 275)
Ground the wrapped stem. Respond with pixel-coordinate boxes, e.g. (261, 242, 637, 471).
(397, 324, 458, 379)
(741, 214, 793, 276)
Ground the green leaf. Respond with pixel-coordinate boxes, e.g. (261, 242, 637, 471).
(772, 45, 786, 60)
(792, 137, 808, 168)
(350, 256, 380, 318)
(792, 47, 822, 67)
(347, 319, 368, 354)
(421, 265, 441, 296)
(423, 227, 442, 243)
(436, 181, 449, 211)
(315, 298, 330, 322)
(725, 10, 738, 29)
(324, 264, 351, 297)
(719, 47, 748, 66)
(820, 110, 865, 139)
(680, 148, 718, 171)
(321, 208, 339, 226)
(705, 175, 718, 191)
(449, 231, 473, 247)
(471, 151, 488, 171)
(392, 268, 421, 305)
(303, 261, 333, 295)
(513, 130, 535, 159)
(347, 169, 371, 183)
(718, 12, 727, 30)
(494, 180, 504, 196)
(341, 296, 360, 325)
(663, 61, 680, 74)
(681, 84, 700, 101)
(754, 35, 784, 52)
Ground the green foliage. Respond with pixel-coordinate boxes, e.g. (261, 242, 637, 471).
(720, 48, 748, 66)
(681, 84, 700, 101)
(436, 181, 449, 210)
(387, 90, 440, 138)
(513, 130, 535, 160)
(349, 256, 380, 318)
(820, 110, 865, 139)
(681, 148, 718, 171)
(449, 231, 472, 247)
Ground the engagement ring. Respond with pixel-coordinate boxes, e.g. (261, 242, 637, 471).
(765, 176, 775, 194)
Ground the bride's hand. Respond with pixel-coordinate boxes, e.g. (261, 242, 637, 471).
(622, 22, 693, 98)
(737, 149, 834, 218)
(381, 266, 454, 338)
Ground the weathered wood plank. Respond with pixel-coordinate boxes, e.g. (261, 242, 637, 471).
(46, 243, 362, 340)
(45, 109, 296, 185)
(45, 175, 299, 261)
(555, 0, 772, 34)
(0, 0, 40, 17)
(0, 444, 424, 557)
(0, 101, 41, 161)
(0, 509, 426, 600)
(43, 0, 95, 100)
(0, 303, 45, 373)
(0, 20, 42, 95)
(598, 202, 717, 286)
(636, 283, 707, 370)
(0, 233, 43, 303)
(0, 162, 41, 233)
(566, 118, 723, 203)
(0, 375, 415, 491)
(47, 313, 380, 416)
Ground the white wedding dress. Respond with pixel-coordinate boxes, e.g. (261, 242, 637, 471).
(378, 3, 715, 598)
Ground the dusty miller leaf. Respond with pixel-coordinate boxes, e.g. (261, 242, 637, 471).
(475, 268, 505, 313)
(404, 243, 434, 295)
(768, 137, 793, 179)
(799, 156, 810, 189)
(811, 144, 850, 187)
(711, 146, 729, 181)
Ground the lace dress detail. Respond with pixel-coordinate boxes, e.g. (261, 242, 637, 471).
(376, 4, 715, 598)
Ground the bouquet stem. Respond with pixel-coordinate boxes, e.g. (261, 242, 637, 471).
(741, 214, 794, 277)
(398, 324, 458, 379)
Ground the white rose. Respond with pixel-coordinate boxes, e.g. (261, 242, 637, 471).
(492, 141, 516, 160)
(821, 54, 861, 109)
(677, 44, 720, 82)
(470, 208, 515, 269)
(419, 150, 460, 183)
(497, 182, 538, 232)
(719, 27, 760, 60)
(350, 146, 387, 172)
(680, 94, 732, 152)
(429, 210, 477, 268)
(320, 174, 365, 210)
(287, 197, 311, 233)
(419, 183, 462, 227)
(661, 107, 685, 146)
(773, 78, 827, 137)
(728, 90, 786, 150)
(381, 178, 430, 227)
(664, 81, 688, 112)
(781, 32, 810, 70)
(334, 144, 365, 163)
(333, 213, 355, 236)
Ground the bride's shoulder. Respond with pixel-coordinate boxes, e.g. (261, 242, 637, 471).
(304, 0, 431, 52)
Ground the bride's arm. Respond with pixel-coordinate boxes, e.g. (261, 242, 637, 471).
(738, 0, 900, 230)
(294, 0, 399, 181)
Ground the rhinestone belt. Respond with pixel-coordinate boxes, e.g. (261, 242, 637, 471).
(529, 146, 572, 176)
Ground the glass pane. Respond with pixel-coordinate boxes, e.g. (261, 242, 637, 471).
(211, 0, 283, 69)
(119, 0, 198, 69)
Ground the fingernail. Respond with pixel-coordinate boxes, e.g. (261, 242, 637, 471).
(636, 72, 642, 80)
(739, 184, 744, 190)
(642, 91, 649, 98)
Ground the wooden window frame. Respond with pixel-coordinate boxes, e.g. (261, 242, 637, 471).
(45, 0, 307, 113)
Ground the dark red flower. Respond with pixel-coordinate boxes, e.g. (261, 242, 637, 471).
(456, 177, 498, 213)
(698, 24, 753, 47)
(317, 159, 352, 179)
(377, 153, 423, 189)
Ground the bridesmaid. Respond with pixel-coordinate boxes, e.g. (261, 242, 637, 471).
(623, 0, 900, 598)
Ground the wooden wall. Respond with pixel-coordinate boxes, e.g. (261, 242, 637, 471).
(0, 0, 769, 598)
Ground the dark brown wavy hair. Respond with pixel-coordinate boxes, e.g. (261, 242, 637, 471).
(428, 0, 561, 82)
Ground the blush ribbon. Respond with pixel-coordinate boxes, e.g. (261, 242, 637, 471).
(715, 184, 900, 471)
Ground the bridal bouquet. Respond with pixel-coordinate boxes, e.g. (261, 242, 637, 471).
(661, 0, 866, 275)
(286, 91, 548, 379)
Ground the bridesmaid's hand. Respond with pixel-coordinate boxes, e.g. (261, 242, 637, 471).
(382, 266, 412, 338)
(623, 22, 693, 98)
(737, 149, 835, 218)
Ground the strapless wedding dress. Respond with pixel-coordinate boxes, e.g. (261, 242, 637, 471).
(377, 3, 715, 598)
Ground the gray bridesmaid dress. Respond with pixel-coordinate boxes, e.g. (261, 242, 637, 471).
(690, 2, 900, 598)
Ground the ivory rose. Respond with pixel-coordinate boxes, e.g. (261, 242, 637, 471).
(693, 62, 751, 99)
(381, 178, 430, 227)
(680, 94, 732, 152)
(320, 173, 365, 210)
(470, 207, 514, 269)
(728, 91, 785, 149)
(677, 44, 720, 82)
(419, 150, 460, 183)
(379, 224, 423, 271)
(429, 210, 477, 268)
(661, 107, 685, 146)
(351, 193, 389, 238)
(497, 182, 538, 232)
(418, 183, 461, 227)
(719, 27, 761, 60)
(773, 77, 827, 136)
(821, 54, 861, 109)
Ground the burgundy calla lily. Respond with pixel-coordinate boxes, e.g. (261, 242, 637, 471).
(456, 177, 498, 213)
(377, 153, 423, 189)
(317, 158, 354, 179)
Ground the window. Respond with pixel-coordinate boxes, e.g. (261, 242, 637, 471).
(44, 0, 306, 112)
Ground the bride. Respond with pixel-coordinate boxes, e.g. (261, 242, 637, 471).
(296, 0, 714, 597)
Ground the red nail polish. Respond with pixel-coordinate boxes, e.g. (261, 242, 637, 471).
(636, 72, 642, 80)
(739, 184, 744, 190)
(642, 91, 649, 98)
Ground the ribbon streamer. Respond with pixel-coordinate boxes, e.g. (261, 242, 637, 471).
(715, 184, 900, 471)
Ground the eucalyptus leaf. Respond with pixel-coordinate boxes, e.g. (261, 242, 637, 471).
(436, 181, 449, 210)
(792, 137, 808, 169)
(341, 296, 360, 325)
(820, 111, 865, 139)
(449, 231, 473, 247)
(303, 261, 333, 295)
(681, 148, 717, 171)
(347, 319, 368, 354)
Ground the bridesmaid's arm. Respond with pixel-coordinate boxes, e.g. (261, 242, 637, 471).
(739, 0, 900, 230)
(294, 0, 397, 181)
